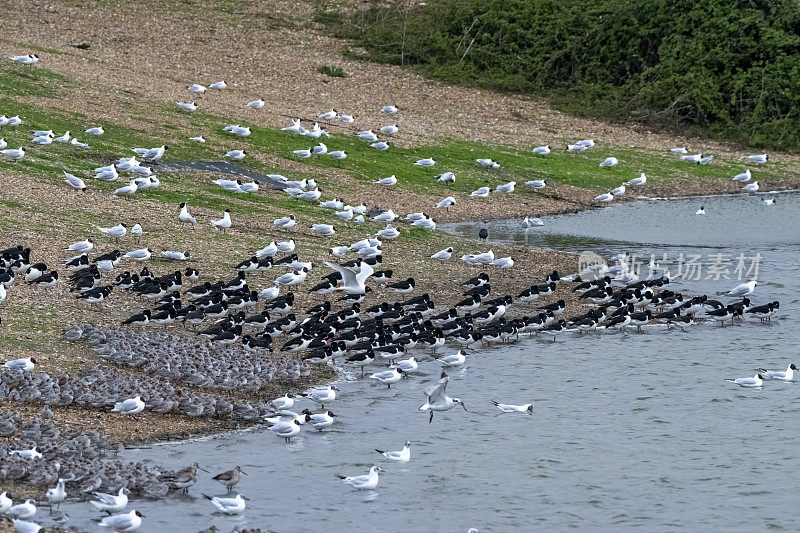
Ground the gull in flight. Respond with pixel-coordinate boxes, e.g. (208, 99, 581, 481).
(419, 370, 466, 423)
(204, 494, 246, 514)
(725, 374, 764, 387)
(324, 261, 374, 294)
(337, 466, 383, 490)
(491, 401, 533, 414)
(375, 441, 412, 462)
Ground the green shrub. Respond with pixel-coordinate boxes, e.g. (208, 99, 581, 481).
(318, 0, 800, 150)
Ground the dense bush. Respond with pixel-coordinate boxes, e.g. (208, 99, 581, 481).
(320, 0, 800, 149)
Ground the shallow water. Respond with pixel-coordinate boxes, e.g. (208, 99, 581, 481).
(57, 193, 800, 532)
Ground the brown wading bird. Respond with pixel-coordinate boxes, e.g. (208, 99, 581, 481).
(212, 465, 247, 493)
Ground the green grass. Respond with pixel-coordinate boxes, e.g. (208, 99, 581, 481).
(317, 65, 347, 78)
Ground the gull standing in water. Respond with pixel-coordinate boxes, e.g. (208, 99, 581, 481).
(337, 466, 383, 490)
(728, 280, 757, 296)
(419, 370, 466, 423)
(91, 488, 130, 512)
(98, 510, 144, 531)
(376, 441, 412, 462)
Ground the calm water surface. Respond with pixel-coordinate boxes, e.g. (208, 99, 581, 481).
(60, 193, 800, 532)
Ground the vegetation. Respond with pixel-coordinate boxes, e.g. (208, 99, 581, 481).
(319, 0, 800, 150)
(317, 64, 347, 78)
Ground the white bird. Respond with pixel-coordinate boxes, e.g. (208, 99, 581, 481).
(276, 239, 295, 253)
(274, 215, 296, 229)
(85, 126, 105, 135)
(495, 182, 516, 194)
(311, 224, 336, 236)
(492, 257, 514, 269)
(370, 368, 404, 387)
(11, 447, 42, 459)
(328, 150, 347, 160)
(430, 247, 453, 261)
(176, 101, 197, 112)
(610, 184, 626, 196)
(373, 175, 397, 186)
(419, 371, 466, 423)
(319, 109, 337, 120)
(270, 419, 302, 441)
(700, 155, 714, 165)
(98, 510, 143, 531)
(532, 145, 550, 155)
(372, 209, 398, 222)
(309, 410, 337, 430)
(64, 171, 86, 190)
(414, 158, 435, 167)
(71, 138, 89, 148)
(66, 239, 94, 253)
(743, 181, 759, 193)
(338, 114, 354, 123)
(522, 216, 543, 227)
(695, 206, 705, 215)
(98, 223, 127, 239)
(567, 143, 588, 152)
(338, 466, 382, 490)
(412, 217, 437, 230)
(209, 80, 227, 90)
(577, 139, 595, 148)
(12, 519, 42, 533)
(440, 350, 466, 367)
(211, 209, 232, 231)
(371, 141, 390, 151)
(763, 198, 775, 206)
(470, 186, 490, 198)
(525, 179, 546, 190)
(312, 142, 328, 155)
(491, 401, 533, 414)
(0, 138, 6, 150)
(46, 479, 67, 510)
(758, 363, 797, 381)
(132, 145, 167, 161)
(112, 396, 145, 415)
(292, 148, 312, 159)
(124, 248, 151, 261)
(726, 374, 764, 387)
(670, 147, 688, 154)
(7, 499, 37, 519)
(323, 261, 374, 294)
(130, 224, 143, 240)
(187, 83, 206, 93)
(381, 105, 398, 114)
(302, 385, 337, 406)
(357, 130, 379, 142)
(476, 158, 500, 169)
(205, 494, 246, 514)
(10, 54, 39, 65)
(5, 116, 22, 126)
(179, 203, 197, 225)
(599, 157, 618, 167)
(1, 147, 26, 162)
(436, 196, 456, 209)
(246, 98, 265, 108)
(113, 180, 138, 196)
(436, 171, 456, 183)
(595, 193, 614, 202)
(32, 135, 52, 145)
(225, 149, 246, 161)
(748, 154, 768, 164)
(626, 173, 647, 186)
(161, 250, 190, 261)
(380, 124, 399, 135)
(281, 118, 304, 133)
(334, 208, 354, 221)
(240, 181, 259, 193)
(53, 131, 71, 143)
(391, 357, 419, 375)
(224, 125, 251, 136)
(376, 441, 411, 462)
(274, 268, 308, 287)
(733, 169, 751, 182)
(0, 491, 12, 513)
(728, 280, 757, 296)
(91, 488, 129, 512)
(681, 153, 702, 163)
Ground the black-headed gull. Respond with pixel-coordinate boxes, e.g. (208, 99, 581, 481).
(375, 441, 411, 462)
(470, 186, 490, 198)
(728, 280, 756, 296)
(337, 466, 382, 490)
(532, 145, 550, 155)
(179, 203, 197, 225)
(204, 494, 246, 514)
(742, 181, 759, 193)
(757, 364, 796, 381)
(595, 192, 614, 202)
(599, 157, 618, 167)
(112, 395, 145, 415)
(626, 173, 647, 186)
(525, 179, 546, 190)
(1, 147, 26, 162)
(495, 181, 515, 194)
(209, 80, 226, 90)
(419, 370, 466, 422)
(324, 261, 374, 294)
(176, 101, 197, 112)
(381, 105, 398, 114)
(246, 98, 265, 108)
(370, 367, 404, 388)
(695, 206, 705, 215)
(476, 158, 500, 169)
(491, 401, 533, 414)
(64, 171, 86, 190)
(98, 510, 143, 531)
(414, 158, 435, 167)
(430, 247, 453, 260)
(373, 175, 397, 186)
(211, 210, 232, 231)
(725, 374, 763, 387)
(733, 169, 751, 182)
(225, 149, 246, 161)
(748, 154, 768, 164)
(85, 126, 104, 135)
